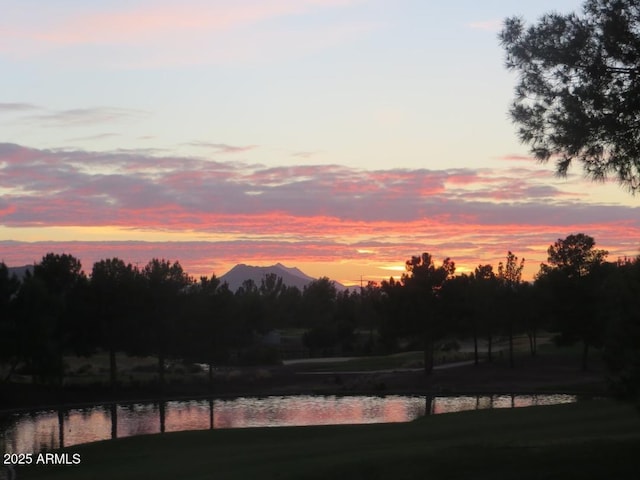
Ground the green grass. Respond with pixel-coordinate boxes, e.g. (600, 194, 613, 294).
(17, 399, 640, 480)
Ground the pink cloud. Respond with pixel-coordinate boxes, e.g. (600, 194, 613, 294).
(1, 143, 639, 281)
(467, 19, 502, 32)
(14, 1, 355, 46)
(496, 154, 536, 163)
(1, 143, 638, 229)
(0, 1, 375, 67)
(187, 142, 257, 154)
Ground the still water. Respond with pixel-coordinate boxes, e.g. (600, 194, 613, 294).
(0, 394, 576, 454)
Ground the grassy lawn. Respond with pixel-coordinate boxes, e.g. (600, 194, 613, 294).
(293, 350, 476, 372)
(17, 399, 640, 480)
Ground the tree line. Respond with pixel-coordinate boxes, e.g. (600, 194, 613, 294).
(1, 233, 639, 398)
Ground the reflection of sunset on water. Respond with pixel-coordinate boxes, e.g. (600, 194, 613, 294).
(65, 408, 112, 447)
(117, 404, 161, 438)
(0, 394, 577, 454)
(164, 401, 211, 432)
(432, 395, 576, 414)
(213, 396, 425, 429)
(1, 410, 60, 454)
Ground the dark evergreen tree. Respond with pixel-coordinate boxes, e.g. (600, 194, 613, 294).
(301, 278, 339, 356)
(602, 257, 640, 400)
(500, 0, 640, 192)
(0, 262, 21, 382)
(89, 258, 141, 391)
(402, 253, 455, 374)
(497, 251, 525, 368)
(536, 234, 608, 370)
(471, 264, 499, 363)
(139, 258, 192, 390)
(181, 275, 234, 387)
(30, 253, 88, 384)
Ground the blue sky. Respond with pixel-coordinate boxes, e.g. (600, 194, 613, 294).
(0, 0, 587, 169)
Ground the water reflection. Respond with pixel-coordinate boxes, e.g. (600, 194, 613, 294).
(0, 394, 576, 454)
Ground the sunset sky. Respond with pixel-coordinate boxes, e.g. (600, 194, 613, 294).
(1, 0, 638, 286)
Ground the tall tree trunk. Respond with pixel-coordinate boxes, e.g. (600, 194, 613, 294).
(209, 398, 214, 430)
(425, 395, 433, 415)
(208, 360, 214, 391)
(423, 330, 434, 375)
(57, 349, 65, 388)
(581, 341, 589, 371)
(156, 305, 166, 392)
(158, 350, 165, 391)
(473, 321, 479, 366)
(109, 346, 117, 391)
(528, 326, 537, 357)
(508, 320, 514, 368)
(58, 409, 65, 448)
(110, 403, 118, 440)
(159, 400, 166, 433)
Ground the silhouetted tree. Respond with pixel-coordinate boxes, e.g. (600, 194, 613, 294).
(440, 273, 475, 362)
(31, 253, 88, 384)
(182, 275, 234, 388)
(333, 289, 358, 353)
(12, 273, 60, 383)
(0, 262, 21, 382)
(301, 278, 339, 356)
(277, 285, 303, 329)
(497, 252, 525, 368)
(471, 264, 500, 362)
(377, 277, 411, 352)
(542, 233, 609, 278)
(402, 253, 455, 374)
(89, 258, 141, 391)
(357, 281, 382, 354)
(140, 258, 192, 390)
(519, 281, 544, 357)
(537, 234, 608, 370)
(233, 279, 265, 347)
(500, 0, 640, 192)
(602, 257, 640, 400)
(259, 273, 288, 330)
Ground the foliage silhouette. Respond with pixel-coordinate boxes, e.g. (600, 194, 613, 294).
(402, 253, 455, 374)
(536, 235, 608, 370)
(2, 239, 639, 401)
(498, 252, 525, 368)
(501, 0, 640, 192)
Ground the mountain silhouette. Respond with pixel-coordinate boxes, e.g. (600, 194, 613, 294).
(7, 265, 32, 280)
(219, 263, 345, 292)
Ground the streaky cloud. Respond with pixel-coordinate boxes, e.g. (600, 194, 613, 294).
(1, 142, 638, 281)
(0, 102, 41, 113)
(186, 141, 258, 154)
(31, 107, 149, 127)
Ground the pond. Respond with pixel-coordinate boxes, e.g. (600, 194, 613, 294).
(0, 393, 576, 455)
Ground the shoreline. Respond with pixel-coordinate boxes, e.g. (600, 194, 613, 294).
(0, 352, 608, 415)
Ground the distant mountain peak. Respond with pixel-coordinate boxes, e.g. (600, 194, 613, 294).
(219, 263, 344, 292)
(7, 265, 32, 280)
